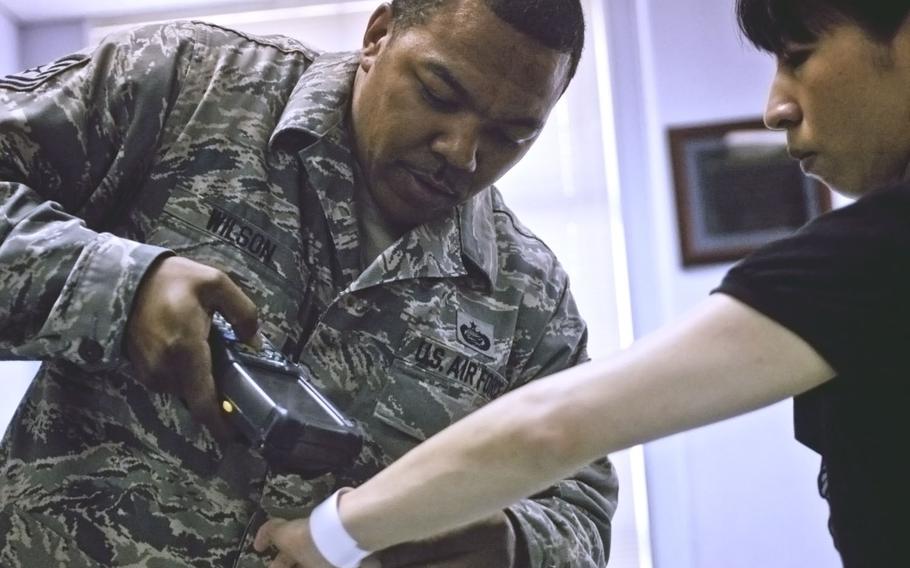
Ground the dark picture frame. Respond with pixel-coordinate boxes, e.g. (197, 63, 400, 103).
(669, 118, 831, 266)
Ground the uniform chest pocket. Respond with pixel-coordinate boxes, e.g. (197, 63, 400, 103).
(372, 356, 501, 450)
(147, 204, 297, 283)
(145, 201, 305, 346)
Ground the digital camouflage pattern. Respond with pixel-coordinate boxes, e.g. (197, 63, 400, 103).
(0, 21, 617, 567)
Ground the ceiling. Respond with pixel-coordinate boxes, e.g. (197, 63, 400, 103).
(0, 0, 271, 24)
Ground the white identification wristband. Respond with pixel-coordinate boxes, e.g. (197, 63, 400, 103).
(309, 489, 370, 568)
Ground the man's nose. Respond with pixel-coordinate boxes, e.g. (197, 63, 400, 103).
(763, 75, 801, 130)
(432, 122, 479, 173)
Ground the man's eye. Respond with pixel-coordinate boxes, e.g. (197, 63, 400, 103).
(497, 131, 523, 147)
(421, 86, 457, 111)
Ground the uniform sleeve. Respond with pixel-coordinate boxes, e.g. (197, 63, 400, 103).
(505, 275, 619, 567)
(0, 24, 197, 369)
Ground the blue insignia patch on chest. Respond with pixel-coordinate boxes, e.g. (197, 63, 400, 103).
(456, 311, 495, 355)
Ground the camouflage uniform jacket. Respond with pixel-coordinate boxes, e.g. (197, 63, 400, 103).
(0, 21, 617, 568)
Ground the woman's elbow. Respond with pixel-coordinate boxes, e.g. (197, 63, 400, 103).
(489, 384, 588, 476)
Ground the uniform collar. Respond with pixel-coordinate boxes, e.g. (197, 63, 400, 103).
(269, 50, 361, 150)
(274, 49, 499, 288)
(346, 196, 498, 293)
(457, 190, 499, 288)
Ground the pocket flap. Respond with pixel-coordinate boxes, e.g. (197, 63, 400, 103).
(373, 359, 490, 443)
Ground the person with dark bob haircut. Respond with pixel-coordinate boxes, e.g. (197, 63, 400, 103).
(255, 1, 910, 566)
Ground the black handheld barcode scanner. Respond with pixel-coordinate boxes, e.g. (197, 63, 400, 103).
(208, 313, 362, 477)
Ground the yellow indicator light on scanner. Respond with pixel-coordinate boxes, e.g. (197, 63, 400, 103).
(222, 400, 235, 414)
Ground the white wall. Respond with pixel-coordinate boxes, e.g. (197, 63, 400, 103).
(606, 0, 841, 567)
(0, 5, 20, 73)
(20, 19, 88, 69)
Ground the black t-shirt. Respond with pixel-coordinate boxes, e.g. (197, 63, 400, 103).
(714, 182, 910, 567)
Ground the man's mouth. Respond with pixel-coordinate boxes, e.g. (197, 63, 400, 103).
(403, 166, 459, 198)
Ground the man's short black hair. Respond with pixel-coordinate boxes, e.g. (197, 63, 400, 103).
(737, 0, 910, 54)
(390, 0, 585, 83)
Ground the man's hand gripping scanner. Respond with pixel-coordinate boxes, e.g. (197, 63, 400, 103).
(209, 313, 363, 477)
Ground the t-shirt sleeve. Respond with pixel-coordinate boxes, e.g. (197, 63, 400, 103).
(713, 182, 910, 382)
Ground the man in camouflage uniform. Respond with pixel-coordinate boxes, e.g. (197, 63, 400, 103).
(0, 0, 618, 566)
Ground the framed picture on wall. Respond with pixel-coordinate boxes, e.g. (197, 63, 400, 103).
(669, 118, 831, 266)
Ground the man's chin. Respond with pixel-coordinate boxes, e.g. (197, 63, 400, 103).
(378, 202, 445, 234)
(392, 210, 447, 231)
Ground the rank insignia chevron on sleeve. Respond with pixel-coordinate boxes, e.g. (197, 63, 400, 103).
(0, 53, 90, 92)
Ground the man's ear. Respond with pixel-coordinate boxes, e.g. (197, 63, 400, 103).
(361, 3, 393, 70)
